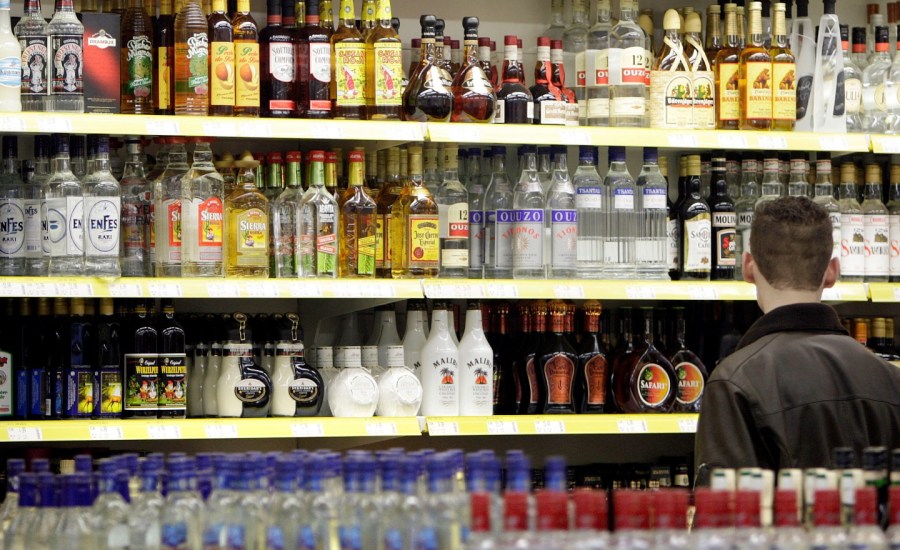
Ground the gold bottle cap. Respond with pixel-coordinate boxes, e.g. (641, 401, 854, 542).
(891, 164, 900, 183)
(99, 298, 114, 316)
(638, 13, 654, 37)
(18, 298, 30, 316)
(70, 298, 85, 316)
(663, 9, 681, 31)
(582, 300, 603, 316)
(724, 3, 737, 13)
(887, 318, 895, 335)
(531, 300, 549, 316)
(865, 164, 881, 183)
(710, 3, 721, 13)
(444, 144, 459, 170)
(685, 12, 702, 33)
(840, 162, 856, 183)
(688, 154, 702, 174)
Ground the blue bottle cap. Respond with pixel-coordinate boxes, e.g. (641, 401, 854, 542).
(608, 146, 626, 163)
(643, 147, 658, 164)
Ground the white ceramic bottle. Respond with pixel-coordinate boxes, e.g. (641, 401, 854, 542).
(202, 314, 225, 417)
(216, 313, 272, 418)
(271, 313, 324, 417)
(328, 345, 379, 417)
(458, 302, 494, 416)
(375, 306, 403, 368)
(375, 354, 423, 417)
(402, 300, 429, 378)
(419, 302, 460, 416)
(362, 309, 382, 377)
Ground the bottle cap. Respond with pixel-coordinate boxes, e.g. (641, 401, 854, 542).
(686, 11, 702, 32)
(663, 9, 681, 30)
(863, 446, 888, 470)
(643, 147, 658, 164)
(831, 447, 855, 469)
(537, 36, 551, 47)
(504, 34, 517, 46)
(609, 146, 625, 163)
(286, 151, 302, 163)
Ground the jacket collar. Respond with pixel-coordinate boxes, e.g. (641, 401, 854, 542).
(737, 302, 849, 350)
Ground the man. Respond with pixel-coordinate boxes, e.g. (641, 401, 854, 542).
(695, 196, 900, 484)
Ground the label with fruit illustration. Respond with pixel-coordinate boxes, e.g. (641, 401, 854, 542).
(66, 365, 95, 418)
(373, 42, 402, 106)
(772, 62, 797, 121)
(407, 214, 439, 269)
(717, 62, 739, 121)
(743, 62, 773, 120)
(158, 354, 187, 412)
(124, 354, 158, 411)
(584, 355, 607, 406)
(181, 32, 209, 95)
(156, 46, 170, 110)
(97, 368, 122, 417)
(126, 34, 153, 97)
(236, 208, 268, 266)
(636, 363, 671, 408)
(334, 42, 366, 107)
(683, 214, 711, 273)
(209, 40, 235, 107)
(196, 197, 223, 261)
(235, 42, 260, 108)
(544, 354, 575, 406)
(675, 362, 704, 406)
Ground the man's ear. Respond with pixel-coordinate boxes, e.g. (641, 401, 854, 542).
(822, 257, 840, 289)
(742, 251, 755, 284)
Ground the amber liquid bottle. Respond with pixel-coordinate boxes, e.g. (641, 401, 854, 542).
(331, 0, 366, 119)
(402, 15, 453, 122)
(155, 0, 175, 114)
(489, 303, 517, 415)
(538, 301, 578, 414)
(375, 147, 401, 277)
(231, 0, 259, 116)
(496, 35, 533, 124)
(296, 0, 332, 118)
(121, 0, 155, 114)
(450, 17, 496, 123)
(517, 301, 547, 415)
(576, 300, 608, 414)
(669, 307, 708, 412)
(260, 0, 296, 117)
(364, 0, 402, 120)
(612, 308, 677, 413)
(529, 36, 561, 125)
(769, 2, 796, 131)
(390, 145, 440, 278)
(208, 0, 234, 116)
(739, 1, 773, 130)
(338, 150, 378, 278)
(715, 4, 741, 130)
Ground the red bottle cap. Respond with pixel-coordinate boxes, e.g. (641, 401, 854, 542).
(309, 150, 326, 163)
(490, 41, 496, 50)
(504, 35, 517, 46)
(169, 136, 189, 144)
(517, 38, 523, 48)
(613, 490, 649, 530)
(325, 152, 337, 163)
(536, 490, 569, 531)
(813, 489, 841, 527)
(253, 152, 266, 162)
(537, 36, 551, 47)
(349, 150, 365, 163)
(773, 490, 800, 527)
(572, 488, 608, 530)
(694, 489, 733, 528)
(734, 491, 761, 528)
(285, 151, 302, 163)
(267, 152, 283, 164)
(551, 39, 564, 50)
(653, 489, 689, 529)
(478, 37, 490, 47)
(451, 40, 460, 49)
(412, 38, 421, 48)
(854, 487, 878, 526)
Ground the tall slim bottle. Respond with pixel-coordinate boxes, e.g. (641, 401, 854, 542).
(174, 0, 209, 115)
(232, 0, 259, 116)
(330, 0, 365, 119)
(495, 35, 532, 124)
(605, 146, 637, 278)
(546, 147, 577, 279)
(458, 301, 493, 416)
(708, 152, 736, 281)
(364, 0, 401, 120)
(120, 137, 152, 277)
(844, 25, 863, 133)
(838, 161, 865, 281)
(586, 0, 611, 126)
(574, 146, 604, 277)
(0, 136, 24, 275)
(157, 302, 187, 418)
(25, 136, 49, 276)
(436, 143, 469, 278)
(811, 0, 845, 132)
(259, 0, 294, 118)
(576, 300, 607, 413)
(609, 0, 648, 127)
(734, 155, 760, 280)
(154, 137, 189, 277)
(298, 150, 338, 278)
(44, 134, 83, 276)
(47, 0, 83, 113)
(295, 0, 331, 118)
(181, 139, 224, 276)
(862, 163, 889, 282)
(123, 301, 158, 418)
(538, 301, 577, 414)
(678, 155, 711, 280)
(481, 147, 513, 279)
(741, 1, 773, 130)
(207, 0, 235, 116)
(82, 136, 121, 277)
(338, 149, 377, 278)
(715, 4, 741, 129)
(121, 0, 154, 114)
(770, 2, 797, 131)
(635, 148, 668, 279)
(155, 0, 175, 115)
(813, 155, 841, 263)
(15, 0, 48, 113)
(271, 151, 301, 277)
(510, 146, 545, 278)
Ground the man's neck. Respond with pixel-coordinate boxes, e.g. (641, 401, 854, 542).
(758, 288, 822, 314)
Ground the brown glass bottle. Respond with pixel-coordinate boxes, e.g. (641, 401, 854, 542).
(155, 0, 176, 114)
(121, 0, 155, 114)
(516, 301, 547, 415)
(451, 16, 496, 123)
(407, 38, 421, 87)
(208, 0, 234, 116)
(612, 308, 677, 413)
(768, 2, 795, 131)
(375, 147, 401, 277)
(402, 15, 453, 122)
(538, 301, 578, 414)
(715, 4, 741, 129)
(739, 1, 773, 130)
(669, 307, 708, 412)
(260, 0, 296, 117)
(364, 0, 402, 120)
(489, 302, 517, 415)
(511, 302, 532, 411)
(496, 35, 533, 124)
(330, 0, 366, 119)
(296, 0, 332, 118)
(576, 300, 608, 414)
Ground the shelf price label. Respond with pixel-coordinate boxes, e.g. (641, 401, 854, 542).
(625, 286, 657, 300)
(108, 283, 143, 297)
(148, 283, 183, 298)
(425, 283, 484, 299)
(146, 424, 182, 440)
(246, 283, 279, 298)
(37, 117, 72, 133)
(386, 123, 424, 141)
(688, 286, 719, 300)
(879, 138, 900, 154)
(0, 282, 24, 296)
(485, 284, 518, 298)
(616, 419, 649, 434)
(893, 288, 900, 302)
(717, 134, 748, 149)
(204, 424, 239, 439)
(365, 421, 398, 436)
(0, 117, 26, 133)
(23, 282, 55, 297)
(89, 425, 124, 440)
(558, 129, 592, 145)
(203, 121, 238, 136)
(54, 283, 94, 297)
(428, 421, 460, 436)
(291, 422, 325, 438)
(486, 421, 519, 435)
(667, 133, 699, 148)
(310, 123, 345, 140)
(239, 123, 273, 138)
(6, 427, 42, 441)
(757, 136, 787, 150)
(677, 418, 698, 433)
(207, 283, 240, 298)
(287, 282, 324, 298)
(145, 120, 181, 136)
(534, 420, 566, 434)
(443, 126, 482, 143)
(553, 285, 584, 299)
(819, 136, 849, 151)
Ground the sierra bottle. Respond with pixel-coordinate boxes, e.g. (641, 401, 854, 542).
(181, 138, 224, 277)
(226, 157, 269, 277)
(403, 15, 452, 122)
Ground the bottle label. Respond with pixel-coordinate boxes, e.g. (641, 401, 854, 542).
(637, 363, 671, 408)
(667, 216, 679, 271)
(316, 204, 337, 276)
(0, 353, 12, 417)
(210, 41, 236, 107)
(583, 354, 607, 406)
(862, 83, 887, 113)
(194, 196, 224, 261)
(490, 209, 513, 268)
(439, 202, 469, 240)
(0, 53, 19, 90)
(642, 187, 667, 210)
(525, 355, 538, 406)
(51, 34, 83, 95)
(125, 35, 153, 96)
(66, 362, 94, 417)
(289, 376, 319, 404)
(845, 77, 862, 114)
(124, 354, 159, 411)
(864, 214, 889, 276)
(346, 371, 378, 406)
(469, 210, 484, 269)
(692, 71, 715, 129)
(121, 196, 151, 253)
(334, 346, 361, 368)
(158, 354, 187, 412)
(235, 376, 268, 404)
(683, 215, 712, 272)
(544, 354, 574, 406)
(373, 42, 403, 106)
(161, 198, 182, 263)
(717, 62, 740, 121)
(235, 42, 260, 108)
(675, 362, 704, 406)
(610, 95, 645, 118)
(20, 36, 50, 96)
(493, 99, 505, 124)
(0, 199, 25, 258)
(157, 45, 171, 110)
(511, 209, 544, 269)
(97, 368, 123, 416)
(890, 214, 900, 276)
(268, 42, 295, 83)
(609, 46, 646, 86)
(840, 213, 865, 277)
(334, 42, 366, 107)
(464, 355, 493, 409)
(180, 32, 209, 96)
(407, 214, 440, 268)
(550, 209, 577, 268)
(539, 100, 568, 125)
(309, 43, 332, 109)
(588, 48, 608, 87)
(829, 212, 841, 260)
(650, 70, 693, 128)
(713, 212, 736, 266)
(576, 186, 602, 209)
(743, 62, 773, 120)
(427, 354, 458, 408)
(361, 345, 378, 368)
(161, 523, 188, 549)
(375, 214, 385, 268)
(84, 196, 120, 257)
(386, 346, 405, 368)
(236, 207, 268, 266)
(67, 196, 83, 254)
(614, 188, 634, 210)
(772, 62, 797, 121)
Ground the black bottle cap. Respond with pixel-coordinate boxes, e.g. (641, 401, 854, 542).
(282, 0, 295, 18)
(862, 446, 887, 470)
(419, 15, 436, 38)
(392, 17, 400, 32)
(33, 135, 49, 158)
(832, 447, 855, 469)
(823, 0, 836, 15)
(876, 25, 889, 44)
(795, 0, 809, 18)
(643, 147, 658, 164)
(817, 151, 831, 161)
(492, 145, 506, 156)
(69, 135, 85, 158)
(892, 449, 900, 471)
(761, 0, 770, 17)
(783, 0, 793, 19)
(435, 18, 445, 39)
(2, 136, 16, 160)
(306, 0, 318, 16)
(840, 24, 848, 41)
(462, 16, 479, 40)
(96, 136, 110, 155)
(267, 0, 280, 16)
(52, 134, 69, 155)
(853, 26, 867, 45)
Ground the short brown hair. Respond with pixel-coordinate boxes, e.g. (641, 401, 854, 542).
(749, 197, 833, 291)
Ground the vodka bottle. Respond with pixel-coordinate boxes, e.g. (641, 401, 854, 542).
(844, 25, 864, 132)
(202, 456, 237, 548)
(862, 26, 891, 133)
(734, 156, 759, 280)
(82, 136, 121, 277)
(635, 147, 668, 280)
(732, 490, 770, 549)
(402, 300, 428, 377)
(201, 315, 223, 417)
(847, 487, 889, 548)
(512, 147, 545, 279)
(564, 0, 589, 121)
(437, 143, 469, 278)
(690, 488, 733, 548)
(419, 303, 459, 416)
(813, 156, 841, 261)
(44, 133, 84, 275)
(15, 0, 50, 113)
(612, 490, 653, 549)
(808, 489, 847, 548)
(483, 146, 513, 279)
(298, 150, 339, 278)
(181, 139, 224, 277)
(25, 135, 49, 275)
(609, 0, 649, 127)
(52, 474, 95, 548)
(651, 489, 690, 549)
(128, 459, 163, 550)
(574, 145, 604, 277)
(271, 151, 302, 278)
(92, 460, 130, 550)
(810, 0, 845, 132)
(546, 147, 577, 278)
(605, 146, 637, 278)
(787, 155, 809, 197)
(0, 136, 25, 275)
(3, 472, 38, 550)
(458, 302, 493, 416)
(862, 163, 889, 282)
(543, 0, 565, 42)
(421, 454, 463, 548)
(267, 456, 302, 550)
(887, 486, 900, 547)
(154, 138, 189, 277)
(159, 458, 205, 550)
(467, 148, 486, 279)
(119, 137, 152, 277)
(47, 0, 84, 112)
(587, 0, 612, 126)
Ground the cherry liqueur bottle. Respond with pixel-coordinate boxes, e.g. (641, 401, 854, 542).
(668, 307, 708, 412)
(155, 0, 175, 114)
(496, 35, 533, 123)
(120, 0, 154, 114)
(208, 0, 234, 116)
(576, 300, 608, 414)
(451, 16, 497, 123)
(612, 307, 677, 413)
(530, 36, 563, 125)
(402, 15, 452, 122)
(364, 0, 402, 120)
(296, 0, 332, 118)
(260, 0, 296, 117)
(538, 301, 577, 414)
(330, 0, 366, 119)
(517, 301, 547, 414)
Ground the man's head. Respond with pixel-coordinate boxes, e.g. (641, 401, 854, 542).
(746, 197, 839, 310)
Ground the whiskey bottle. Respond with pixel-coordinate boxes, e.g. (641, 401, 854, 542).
(391, 145, 439, 278)
(575, 300, 607, 414)
(451, 16, 496, 123)
(436, 143, 469, 278)
(716, 4, 741, 129)
(678, 154, 711, 280)
(611, 307, 677, 413)
(338, 149, 377, 278)
(434, 18, 452, 76)
(225, 158, 269, 277)
(364, 0, 401, 120)
(298, 150, 338, 278)
(495, 35, 533, 124)
(295, 0, 332, 118)
(740, 1, 773, 130)
(181, 139, 224, 277)
(769, 1, 796, 130)
(538, 301, 577, 414)
(708, 152, 736, 281)
(669, 307, 707, 412)
(208, 0, 235, 116)
(330, 0, 365, 119)
(478, 37, 497, 88)
(259, 0, 296, 117)
(402, 15, 452, 122)
(488, 303, 516, 414)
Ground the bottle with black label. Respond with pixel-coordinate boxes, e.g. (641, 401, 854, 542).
(157, 301, 187, 418)
(94, 298, 122, 419)
(123, 301, 158, 418)
(217, 312, 272, 418)
(64, 298, 94, 419)
(707, 151, 736, 281)
(271, 313, 323, 417)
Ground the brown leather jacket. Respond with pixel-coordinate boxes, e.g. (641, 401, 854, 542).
(694, 302, 900, 485)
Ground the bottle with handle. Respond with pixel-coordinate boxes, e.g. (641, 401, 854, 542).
(271, 313, 324, 417)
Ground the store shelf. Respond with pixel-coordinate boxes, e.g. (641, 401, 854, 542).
(424, 414, 699, 436)
(0, 417, 421, 442)
(0, 277, 423, 299)
(867, 283, 900, 302)
(869, 135, 900, 154)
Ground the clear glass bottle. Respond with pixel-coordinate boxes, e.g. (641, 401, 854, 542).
(51, 474, 94, 548)
(863, 26, 891, 133)
(609, 0, 649, 127)
(153, 137, 189, 278)
(467, 148, 486, 279)
(0, 136, 25, 275)
(82, 135, 121, 277)
(271, 151, 301, 278)
(843, 25, 864, 133)
(734, 156, 759, 280)
(159, 458, 206, 550)
(173, 0, 208, 116)
(546, 147, 577, 279)
(15, 0, 48, 113)
(436, 143, 469, 278)
(119, 137, 152, 277)
(573, 145, 604, 278)
(225, 159, 268, 277)
(586, 0, 612, 127)
(181, 139, 224, 277)
(482, 146, 513, 279)
(47, 0, 83, 112)
(543, 0, 565, 42)
(634, 148, 668, 280)
(338, 149, 377, 278)
(812, 155, 842, 263)
(839, 161, 866, 282)
(298, 150, 338, 278)
(564, 0, 589, 119)
(44, 133, 83, 276)
(605, 146, 637, 278)
(862, 163, 890, 282)
(511, 147, 545, 279)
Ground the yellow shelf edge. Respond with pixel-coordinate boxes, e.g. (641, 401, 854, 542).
(867, 282, 900, 302)
(424, 413, 699, 436)
(422, 279, 760, 300)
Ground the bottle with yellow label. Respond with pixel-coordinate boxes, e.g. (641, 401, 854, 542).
(365, 0, 402, 120)
(226, 157, 270, 277)
(207, 0, 234, 116)
(155, 0, 175, 115)
(714, 3, 741, 129)
(739, 1, 773, 130)
(650, 9, 692, 129)
(338, 150, 378, 278)
(376, 147, 402, 277)
(769, 2, 796, 130)
(232, 0, 260, 116)
(331, 0, 366, 119)
(390, 145, 440, 279)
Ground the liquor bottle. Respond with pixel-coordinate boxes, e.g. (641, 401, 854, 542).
(740, 2, 773, 130)
(24, 136, 48, 276)
(375, 147, 399, 277)
(478, 37, 497, 89)
(546, 147, 577, 279)
(217, 312, 272, 417)
(121, 0, 154, 114)
(495, 35, 533, 124)
(889, 166, 900, 282)
(364, 0, 401, 120)
(551, 40, 578, 125)
(336, 149, 376, 278)
(330, 0, 365, 119)
(482, 146, 512, 279)
(419, 302, 459, 416)
(181, 139, 224, 277)
(705, 4, 723, 64)
(813, 155, 841, 262)
(155, 0, 175, 115)
(586, 0, 612, 127)
(564, 0, 589, 120)
(611, 307, 677, 413)
(683, 13, 715, 130)
(231, 0, 259, 116)
(207, 0, 235, 116)
(633, 148, 668, 280)
(544, 0, 565, 42)
(434, 19, 452, 77)
(457, 302, 493, 417)
(569, 146, 605, 280)
(47, 0, 84, 112)
(716, 4, 741, 130)
(68, 135, 85, 180)
(609, 0, 648, 127)
(0, 136, 24, 275)
(451, 16, 496, 123)
(402, 16, 452, 122)
(270, 151, 301, 278)
(575, 300, 607, 414)
(708, 152, 736, 281)
(123, 302, 158, 418)
(422, 143, 441, 196)
(260, 0, 296, 118)
(668, 307, 707, 412)
(174, 0, 209, 115)
(436, 143, 469, 278)
(734, 155, 759, 280)
(465, 150, 487, 279)
(44, 134, 83, 276)
(843, 25, 863, 133)
(157, 302, 186, 418)
(485, 304, 513, 414)
(263, 151, 283, 204)
(93, 298, 121, 418)
(837, 161, 865, 281)
(227, 162, 269, 279)
(518, 301, 547, 414)
(15, 0, 49, 113)
(153, 137, 189, 277)
(82, 136, 121, 277)
(391, 145, 439, 278)
(650, 10, 690, 130)
(678, 154, 711, 280)
(530, 36, 562, 125)
(769, 2, 797, 131)
(511, 147, 544, 279)
(537, 301, 577, 414)
(862, 26, 890, 133)
(810, 0, 845, 132)
(862, 163, 889, 282)
(298, 150, 338, 278)
(605, 146, 637, 278)
(295, 0, 331, 118)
